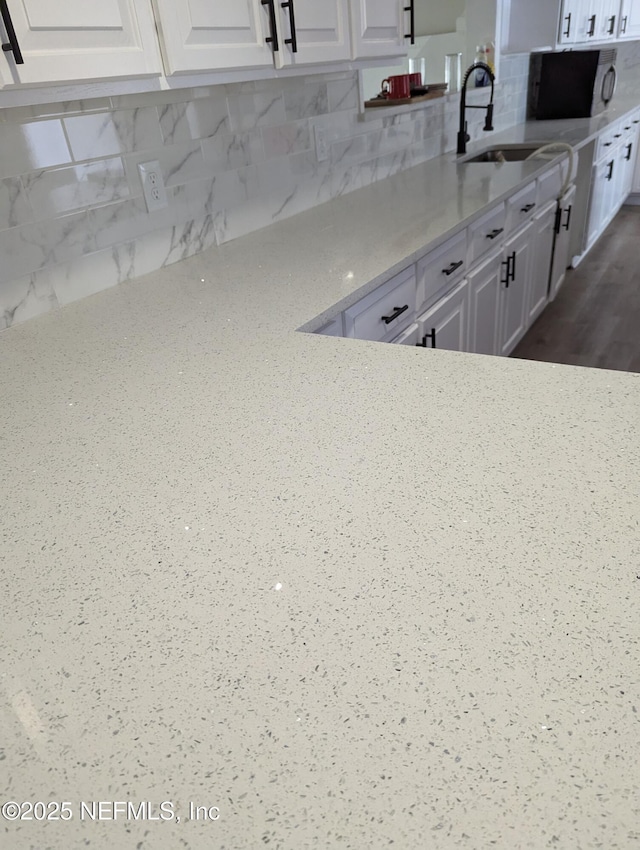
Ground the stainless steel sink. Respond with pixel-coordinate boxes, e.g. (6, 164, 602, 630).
(459, 144, 545, 163)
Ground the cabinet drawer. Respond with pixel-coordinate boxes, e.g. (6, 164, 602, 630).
(416, 229, 467, 313)
(416, 279, 469, 353)
(506, 180, 538, 233)
(596, 122, 622, 159)
(537, 164, 562, 206)
(316, 316, 343, 337)
(344, 266, 416, 342)
(389, 323, 421, 345)
(467, 203, 506, 265)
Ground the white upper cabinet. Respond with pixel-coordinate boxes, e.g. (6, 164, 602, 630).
(349, 0, 406, 59)
(597, 0, 622, 39)
(152, 0, 275, 74)
(273, 0, 351, 68)
(558, 0, 588, 44)
(619, 0, 640, 37)
(0, 0, 162, 85)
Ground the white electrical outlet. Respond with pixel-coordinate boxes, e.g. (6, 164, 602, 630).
(314, 124, 329, 163)
(138, 160, 168, 213)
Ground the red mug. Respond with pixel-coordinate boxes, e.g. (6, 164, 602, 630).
(409, 72, 422, 89)
(381, 74, 411, 100)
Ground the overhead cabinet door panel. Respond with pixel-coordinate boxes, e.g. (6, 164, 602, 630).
(275, 0, 351, 67)
(0, 0, 162, 84)
(152, 0, 275, 74)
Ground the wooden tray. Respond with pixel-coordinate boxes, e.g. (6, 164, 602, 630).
(365, 89, 447, 108)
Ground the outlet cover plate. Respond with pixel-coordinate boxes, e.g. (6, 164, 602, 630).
(138, 160, 168, 212)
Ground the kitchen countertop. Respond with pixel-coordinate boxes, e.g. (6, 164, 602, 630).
(1, 99, 639, 850)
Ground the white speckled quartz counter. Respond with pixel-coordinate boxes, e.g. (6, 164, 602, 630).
(1, 102, 640, 850)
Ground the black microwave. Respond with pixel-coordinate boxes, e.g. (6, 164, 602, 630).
(527, 49, 617, 120)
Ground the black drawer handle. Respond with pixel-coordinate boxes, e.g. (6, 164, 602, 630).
(0, 0, 24, 64)
(563, 204, 572, 231)
(562, 13, 572, 38)
(261, 0, 279, 52)
(603, 141, 613, 146)
(382, 304, 409, 325)
(587, 14, 596, 37)
(621, 15, 628, 34)
(404, 1, 415, 44)
(626, 143, 633, 161)
(521, 203, 536, 213)
(633, 119, 639, 124)
(281, 0, 298, 53)
(442, 260, 463, 276)
(606, 160, 614, 181)
(486, 227, 504, 240)
(608, 15, 616, 35)
(614, 133, 622, 138)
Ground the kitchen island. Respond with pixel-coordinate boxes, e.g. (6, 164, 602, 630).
(1, 105, 639, 850)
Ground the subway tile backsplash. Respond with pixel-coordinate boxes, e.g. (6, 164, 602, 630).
(0, 48, 634, 332)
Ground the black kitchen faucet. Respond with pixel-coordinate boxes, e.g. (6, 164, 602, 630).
(457, 62, 496, 156)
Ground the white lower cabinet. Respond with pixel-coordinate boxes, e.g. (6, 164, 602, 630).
(550, 184, 577, 300)
(415, 279, 469, 353)
(526, 201, 557, 327)
(467, 249, 503, 357)
(499, 221, 535, 356)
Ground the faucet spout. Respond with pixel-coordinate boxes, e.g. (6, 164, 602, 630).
(457, 62, 496, 156)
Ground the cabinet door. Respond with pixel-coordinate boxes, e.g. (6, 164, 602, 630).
(587, 156, 614, 247)
(619, 0, 640, 37)
(576, 0, 601, 41)
(349, 0, 406, 59)
(559, 0, 589, 43)
(467, 250, 503, 357)
(499, 222, 534, 356)
(526, 201, 556, 327)
(274, 0, 351, 67)
(597, 0, 621, 38)
(0, 0, 161, 85)
(152, 0, 275, 74)
(550, 184, 577, 300)
(416, 279, 469, 353)
(620, 126, 639, 198)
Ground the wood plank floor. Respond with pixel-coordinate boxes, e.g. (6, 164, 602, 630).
(512, 205, 640, 373)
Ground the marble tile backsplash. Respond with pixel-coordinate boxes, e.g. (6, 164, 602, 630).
(0, 53, 574, 330)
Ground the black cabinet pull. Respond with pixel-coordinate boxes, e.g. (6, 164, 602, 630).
(624, 126, 632, 130)
(381, 304, 409, 325)
(634, 120, 640, 124)
(554, 206, 562, 234)
(404, 1, 415, 44)
(608, 15, 616, 35)
(588, 14, 596, 37)
(509, 251, 516, 282)
(603, 141, 612, 146)
(281, 0, 298, 53)
(563, 204, 572, 231)
(261, 0, 279, 52)
(486, 227, 504, 240)
(0, 0, 23, 65)
(521, 203, 536, 213)
(614, 133, 622, 138)
(562, 13, 572, 38)
(626, 143, 633, 161)
(442, 260, 463, 276)
(421, 328, 436, 348)
(501, 257, 510, 287)
(606, 160, 614, 181)
(621, 15, 628, 34)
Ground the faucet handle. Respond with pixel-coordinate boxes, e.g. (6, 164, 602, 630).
(484, 103, 494, 132)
